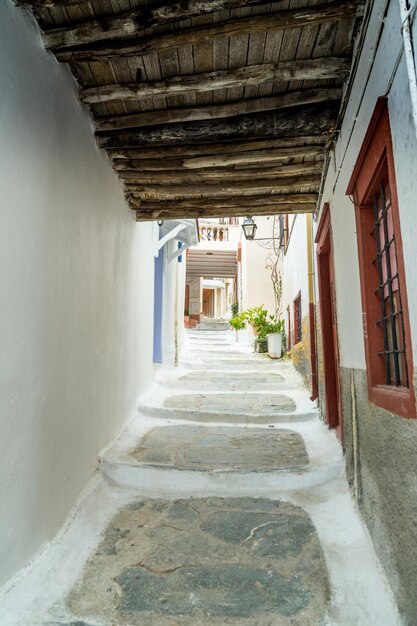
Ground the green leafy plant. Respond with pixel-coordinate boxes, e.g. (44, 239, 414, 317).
(229, 315, 246, 331)
(254, 335, 268, 353)
(231, 303, 239, 317)
(265, 318, 285, 335)
(242, 305, 283, 338)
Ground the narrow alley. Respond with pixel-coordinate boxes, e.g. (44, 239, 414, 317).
(0, 325, 400, 625)
(3, 0, 417, 623)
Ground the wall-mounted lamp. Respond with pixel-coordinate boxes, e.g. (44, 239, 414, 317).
(241, 216, 257, 240)
(241, 216, 282, 243)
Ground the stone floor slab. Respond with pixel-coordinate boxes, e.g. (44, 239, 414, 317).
(164, 393, 296, 414)
(131, 425, 308, 472)
(66, 497, 330, 626)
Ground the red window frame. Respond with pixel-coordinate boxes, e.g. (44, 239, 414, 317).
(347, 98, 416, 419)
(293, 292, 302, 344)
(287, 305, 291, 351)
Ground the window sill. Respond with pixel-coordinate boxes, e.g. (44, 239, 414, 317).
(368, 384, 416, 419)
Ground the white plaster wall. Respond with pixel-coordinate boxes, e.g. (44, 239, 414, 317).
(0, 2, 154, 586)
(187, 277, 201, 315)
(241, 216, 277, 315)
(316, 0, 417, 369)
(282, 215, 309, 328)
(389, 55, 417, 362)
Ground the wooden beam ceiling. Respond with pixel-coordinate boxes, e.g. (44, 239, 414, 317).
(96, 104, 337, 148)
(81, 57, 350, 104)
(17, 0, 365, 221)
(95, 88, 341, 131)
(51, 0, 364, 61)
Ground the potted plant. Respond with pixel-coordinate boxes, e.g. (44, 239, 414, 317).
(254, 334, 268, 353)
(265, 317, 285, 359)
(229, 314, 246, 341)
(242, 305, 269, 337)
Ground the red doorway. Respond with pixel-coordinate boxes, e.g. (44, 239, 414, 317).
(316, 204, 342, 440)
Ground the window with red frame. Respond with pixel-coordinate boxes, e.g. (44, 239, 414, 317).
(294, 293, 302, 344)
(347, 98, 416, 418)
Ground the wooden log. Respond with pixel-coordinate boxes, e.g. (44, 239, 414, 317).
(109, 146, 324, 172)
(126, 193, 317, 208)
(96, 104, 337, 147)
(95, 88, 341, 131)
(133, 201, 316, 220)
(80, 57, 350, 104)
(116, 161, 324, 183)
(124, 176, 320, 200)
(54, 1, 364, 61)
(21, 0, 283, 27)
(109, 147, 324, 174)
(112, 150, 324, 173)
(104, 136, 325, 158)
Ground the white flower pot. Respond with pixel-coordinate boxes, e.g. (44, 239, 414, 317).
(267, 332, 282, 359)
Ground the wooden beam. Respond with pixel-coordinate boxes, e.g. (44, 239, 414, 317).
(95, 88, 341, 131)
(80, 58, 350, 104)
(96, 104, 337, 147)
(22, 0, 282, 29)
(124, 176, 320, 200)
(116, 162, 324, 183)
(111, 146, 324, 173)
(129, 192, 317, 206)
(134, 202, 316, 221)
(104, 136, 325, 158)
(17, 0, 281, 8)
(54, 0, 364, 61)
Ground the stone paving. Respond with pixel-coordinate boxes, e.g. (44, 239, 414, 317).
(0, 325, 403, 626)
(131, 425, 308, 472)
(66, 497, 329, 626)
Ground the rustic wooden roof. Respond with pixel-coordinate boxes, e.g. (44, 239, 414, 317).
(16, 0, 365, 221)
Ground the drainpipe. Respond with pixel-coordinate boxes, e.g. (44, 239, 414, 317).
(398, 0, 417, 141)
(307, 214, 318, 401)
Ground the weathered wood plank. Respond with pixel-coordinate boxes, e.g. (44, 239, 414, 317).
(135, 203, 315, 220)
(132, 203, 316, 222)
(18, 0, 280, 21)
(105, 136, 325, 158)
(53, 1, 365, 61)
(110, 147, 324, 172)
(95, 87, 341, 130)
(115, 161, 324, 182)
(129, 193, 317, 207)
(124, 175, 320, 200)
(80, 57, 349, 104)
(96, 104, 337, 147)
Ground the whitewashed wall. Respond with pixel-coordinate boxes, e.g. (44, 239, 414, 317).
(282, 215, 310, 333)
(240, 216, 277, 315)
(0, 2, 154, 586)
(316, 0, 417, 368)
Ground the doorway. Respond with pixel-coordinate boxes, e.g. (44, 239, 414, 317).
(316, 204, 342, 439)
(202, 288, 215, 317)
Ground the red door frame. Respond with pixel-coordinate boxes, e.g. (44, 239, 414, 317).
(316, 203, 343, 439)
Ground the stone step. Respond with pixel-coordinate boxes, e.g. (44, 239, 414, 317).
(111, 424, 309, 473)
(65, 496, 330, 626)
